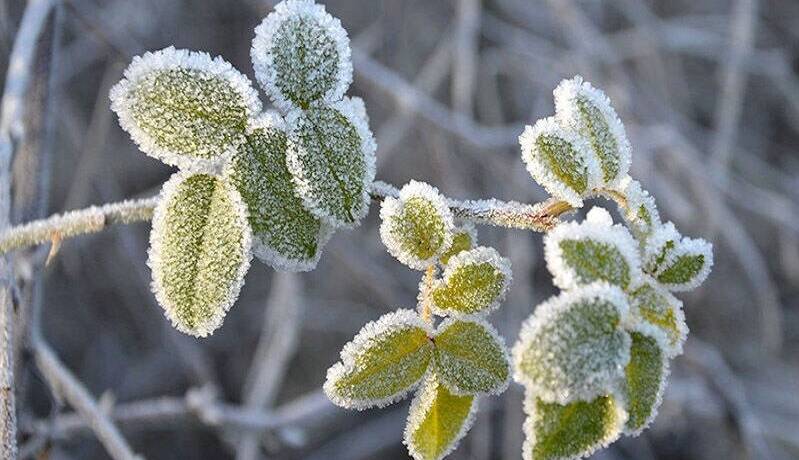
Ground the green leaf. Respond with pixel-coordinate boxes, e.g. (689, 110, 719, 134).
(629, 281, 687, 357)
(252, 0, 352, 110)
(642, 222, 680, 275)
(149, 172, 252, 337)
(519, 117, 598, 207)
(512, 284, 631, 404)
(439, 223, 476, 266)
(545, 208, 640, 291)
(286, 98, 376, 227)
(617, 178, 661, 238)
(655, 237, 713, 291)
(431, 247, 511, 316)
(554, 76, 631, 187)
(404, 374, 477, 460)
(623, 331, 668, 434)
(110, 47, 261, 170)
(434, 318, 510, 395)
(380, 181, 454, 270)
(523, 392, 626, 460)
(324, 310, 434, 409)
(224, 113, 330, 272)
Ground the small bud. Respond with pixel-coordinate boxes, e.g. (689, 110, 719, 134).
(439, 223, 477, 266)
(616, 177, 661, 238)
(431, 246, 512, 317)
(380, 181, 455, 270)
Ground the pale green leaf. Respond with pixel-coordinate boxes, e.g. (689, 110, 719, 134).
(655, 237, 713, 291)
(622, 331, 668, 434)
(110, 47, 261, 170)
(629, 281, 687, 357)
(439, 223, 476, 266)
(380, 181, 454, 270)
(286, 98, 376, 227)
(545, 208, 640, 291)
(523, 392, 626, 460)
(224, 113, 330, 272)
(554, 76, 631, 187)
(519, 117, 599, 207)
(616, 177, 661, 238)
(404, 374, 477, 460)
(512, 283, 631, 404)
(431, 247, 511, 317)
(324, 310, 434, 409)
(149, 172, 252, 337)
(252, 0, 352, 110)
(434, 318, 510, 395)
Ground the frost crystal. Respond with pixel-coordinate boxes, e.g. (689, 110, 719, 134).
(434, 317, 510, 396)
(286, 97, 377, 227)
(431, 246, 511, 317)
(324, 309, 434, 409)
(519, 117, 600, 207)
(523, 390, 627, 460)
(148, 171, 252, 337)
(224, 112, 332, 272)
(380, 181, 455, 270)
(110, 46, 261, 171)
(251, 0, 352, 111)
(404, 373, 478, 460)
(554, 76, 631, 188)
(513, 283, 631, 404)
(545, 207, 641, 290)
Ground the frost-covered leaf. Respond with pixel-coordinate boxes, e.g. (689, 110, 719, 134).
(224, 113, 331, 271)
(380, 181, 454, 270)
(148, 172, 252, 337)
(286, 97, 376, 227)
(431, 247, 511, 317)
(629, 280, 687, 357)
(324, 310, 434, 409)
(642, 222, 680, 274)
(655, 237, 713, 291)
(523, 391, 627, 460)
(251, 0, 352, 110)
(616, 177, 660, 238)
(545, 207, 640, 290)
(519, 117, 599, 207)
(554, 76, 631, 188)
(110, 46, 261, 171)
(622, 329, 669, 434)
(439, 223, 477, 266)
(513, 283, 631, 404)
(404, 373, 477, 460)
(434, 318, 510, 395)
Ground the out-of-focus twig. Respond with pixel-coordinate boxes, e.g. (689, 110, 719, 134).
(0, 0, 56, 457)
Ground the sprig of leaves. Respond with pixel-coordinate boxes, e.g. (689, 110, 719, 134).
(110, 0, 375, 336)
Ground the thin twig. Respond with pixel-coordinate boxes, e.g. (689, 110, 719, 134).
(0, 0, 56, 457)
